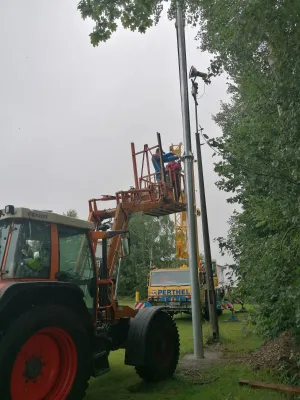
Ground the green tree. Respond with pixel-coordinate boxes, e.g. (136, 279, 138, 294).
(117, 213, 179, 299)
(196, 1, 300, 338)
(63, 209, 79, 218)
(77, 0, 201, 46)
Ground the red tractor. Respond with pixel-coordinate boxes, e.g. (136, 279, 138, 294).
(0, 137, 186, 399)
(0, 205, 180, 400)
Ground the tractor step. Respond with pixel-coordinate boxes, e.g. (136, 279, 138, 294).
(92, 350, 110, 377)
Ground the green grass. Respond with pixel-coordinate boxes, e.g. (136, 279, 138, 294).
(85, 304, 286, 400)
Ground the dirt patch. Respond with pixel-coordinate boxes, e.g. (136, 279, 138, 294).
(242, 332, 300, 374)
(180, 350, 224, 370)
(177, 347, 225, 383)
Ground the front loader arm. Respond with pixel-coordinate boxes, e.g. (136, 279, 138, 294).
(107, 204, 129, 278)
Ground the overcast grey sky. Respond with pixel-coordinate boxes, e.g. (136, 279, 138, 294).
(0, 0, 235, 263)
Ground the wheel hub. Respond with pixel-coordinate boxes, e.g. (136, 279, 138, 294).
(24, 357, 43, 380)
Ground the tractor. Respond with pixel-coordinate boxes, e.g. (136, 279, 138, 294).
(0, 205, 180, 399)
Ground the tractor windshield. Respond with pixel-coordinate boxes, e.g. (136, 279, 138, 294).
(0, 220, 10, 269)
(150, 269, 191, 286)
(2, 220, 51, 279)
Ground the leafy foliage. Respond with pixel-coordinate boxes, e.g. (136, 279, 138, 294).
(117, 213, 180, 298)
(77, 0, 202, 46)
(197, 0, 300, 338)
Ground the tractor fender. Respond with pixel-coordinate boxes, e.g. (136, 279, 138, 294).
(0, 281, 93, 334)
(125, 306, 167, 366)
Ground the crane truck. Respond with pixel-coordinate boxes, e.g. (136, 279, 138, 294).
(0, 135, 185, 400)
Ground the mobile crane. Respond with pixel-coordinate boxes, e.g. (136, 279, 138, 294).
(0, 135, 186, 400)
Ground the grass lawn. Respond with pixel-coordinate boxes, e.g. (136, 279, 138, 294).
(86, 303, 286, 400)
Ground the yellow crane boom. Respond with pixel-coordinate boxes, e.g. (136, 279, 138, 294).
(169, 143, 201, 268)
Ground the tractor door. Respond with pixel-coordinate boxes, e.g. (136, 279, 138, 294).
(57, 226, 97, 316)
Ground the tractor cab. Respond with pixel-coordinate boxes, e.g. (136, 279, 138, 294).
(0, 206, 95, 280)
(0, 206, 129, 319)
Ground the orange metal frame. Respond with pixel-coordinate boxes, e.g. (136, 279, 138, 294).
(88, 135, 187, 320)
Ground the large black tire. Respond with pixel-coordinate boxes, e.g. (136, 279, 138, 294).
(0, 305, 92, 400)
(135, 311, 180, 382)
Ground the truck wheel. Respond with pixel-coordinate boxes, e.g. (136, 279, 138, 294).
(135, 311, 179, 382)
(0, 305, 91, 400)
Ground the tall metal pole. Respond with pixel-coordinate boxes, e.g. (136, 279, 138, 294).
(192, 81, 219, 341)
(176, 5, 204, 359)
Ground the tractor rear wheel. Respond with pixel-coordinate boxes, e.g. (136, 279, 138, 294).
(135, 311, 180, 382)
(0, 305, 91, 400)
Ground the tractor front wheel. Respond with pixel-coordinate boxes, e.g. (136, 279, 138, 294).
(135, 311, 180, 382)
(0, 305, 91, 400)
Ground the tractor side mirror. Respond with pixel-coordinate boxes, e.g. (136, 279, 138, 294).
(121, 233, 130, 258)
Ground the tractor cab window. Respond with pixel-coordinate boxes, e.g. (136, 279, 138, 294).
(58, 226, 96, 311)
(2, 220, 51, 279)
